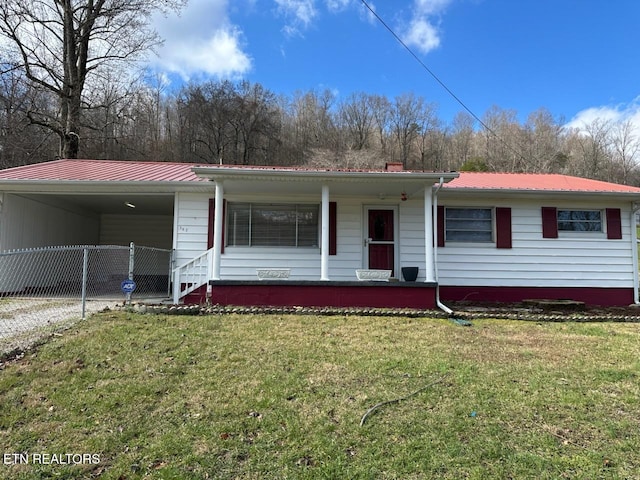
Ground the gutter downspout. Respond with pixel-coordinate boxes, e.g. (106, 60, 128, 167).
(632, 202, 640, 304)
(433, 177, 453, 315)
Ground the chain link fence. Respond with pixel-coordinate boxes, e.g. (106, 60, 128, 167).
(0, 243, 172, 356)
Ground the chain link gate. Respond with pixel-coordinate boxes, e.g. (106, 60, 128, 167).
(0, 243, 172, 356)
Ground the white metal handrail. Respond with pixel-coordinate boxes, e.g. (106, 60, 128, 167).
(172, 249, 212, 304)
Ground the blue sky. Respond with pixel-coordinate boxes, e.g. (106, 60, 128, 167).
(150, 0, 640, 129)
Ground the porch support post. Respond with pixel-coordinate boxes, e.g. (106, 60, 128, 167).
(212, 181, 224, 280)
(424, 185, 436, 282)
(321, 184, 330, 280)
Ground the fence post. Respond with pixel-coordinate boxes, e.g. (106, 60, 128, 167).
(125, 242, 136, 304)
(128, 242, 135, 281)
(81, 247, 89, 319)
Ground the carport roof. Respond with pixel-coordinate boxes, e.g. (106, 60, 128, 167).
(0, 159, 205, 182)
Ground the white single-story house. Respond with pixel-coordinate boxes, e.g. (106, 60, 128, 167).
(1, 158, 639, 308)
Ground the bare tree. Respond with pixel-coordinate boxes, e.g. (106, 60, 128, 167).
(338, 92, 375, 150)
(520, 108, 567, 172)
(0, 65, 55, 166)
(369, 94, 391, 154)
(448, 111, 476, 168)
(0, 0, 185, 159)
(229, 81, 281, 165)
(568, 118, 613, 180)
(390, 93, 423, 168)
(481, 106, 522, 171)
(177, 81, 235, 163)
(414, 101, 442, 170)
(610, 119, 640, 184)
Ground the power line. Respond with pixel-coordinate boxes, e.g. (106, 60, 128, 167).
(360, 0, 527, 166)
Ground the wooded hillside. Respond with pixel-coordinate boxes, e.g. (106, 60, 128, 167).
(1, 72, 638, 185)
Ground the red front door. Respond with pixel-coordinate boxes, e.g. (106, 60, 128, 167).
(367, 209, 395, 275)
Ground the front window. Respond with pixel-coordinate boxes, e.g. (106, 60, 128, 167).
(445, 207, 493, 242)
(226, 203, 319, 247)
(557, 210, 602, 232)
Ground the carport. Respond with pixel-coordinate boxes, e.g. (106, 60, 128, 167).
(0, 159, 210, 252)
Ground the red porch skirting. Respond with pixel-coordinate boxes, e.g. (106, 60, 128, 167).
(205, 280, 438, 309)
(439, 286, 635, 307)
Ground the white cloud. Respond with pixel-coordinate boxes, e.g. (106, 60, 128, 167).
(275, 0, 318, 36)
(404, 18, 441, 52)
(414, 0, 454, 15)
(357, 0, 378, 25)
(565, 98, 640, 135)
(326, 0, 352, 12)
(402, 0, 453, 54)
(150, 0, 252, 79)
(146, 0, 454, 81)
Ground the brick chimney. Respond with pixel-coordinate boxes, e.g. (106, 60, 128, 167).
(385, 162, 404, 172)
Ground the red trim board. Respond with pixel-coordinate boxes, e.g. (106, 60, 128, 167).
(205, 281, 437, 309)
(439, 286, 633, 307)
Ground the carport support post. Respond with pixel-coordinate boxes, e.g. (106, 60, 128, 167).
(212, 181, 224, 280)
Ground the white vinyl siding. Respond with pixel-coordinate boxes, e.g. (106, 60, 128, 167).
(437, 199, 635, 289)
(0, 194, 99, 251)
(173, 193, 636, 289)
(173, 192, 210, 269)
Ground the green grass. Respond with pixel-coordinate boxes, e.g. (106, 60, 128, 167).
(1, 312, 640, 479)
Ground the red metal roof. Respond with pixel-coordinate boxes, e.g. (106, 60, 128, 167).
(443, 172, 640, 193)
(0, 159, 415, 182)
(1, 160, 640, 194)
(0, 159, 205, 182)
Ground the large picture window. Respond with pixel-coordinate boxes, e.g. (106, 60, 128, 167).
(445, 207, 493, 242)
(557, 210, 602, 232)
(226, 203, 319, 247)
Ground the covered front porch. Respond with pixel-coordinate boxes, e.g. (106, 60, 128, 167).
(173, 164, 459, 307)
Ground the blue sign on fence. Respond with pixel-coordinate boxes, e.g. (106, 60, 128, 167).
(121, 279, 137, 294)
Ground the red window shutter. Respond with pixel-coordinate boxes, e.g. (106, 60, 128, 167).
(606, 208, 622, 239)
(437, 205, 445, 247)
(207, 198, 225, 252)
(329, 201, 337, 255)
(495, 207, 512, 248)
(207, 199, 214, 249)
(541, 207, 558, 238)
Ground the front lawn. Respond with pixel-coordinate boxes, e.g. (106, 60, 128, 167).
(1, 311, 639, 479)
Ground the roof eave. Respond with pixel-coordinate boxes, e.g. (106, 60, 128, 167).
(192, 166, 460, 183)
(0, 179, 209, 193)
